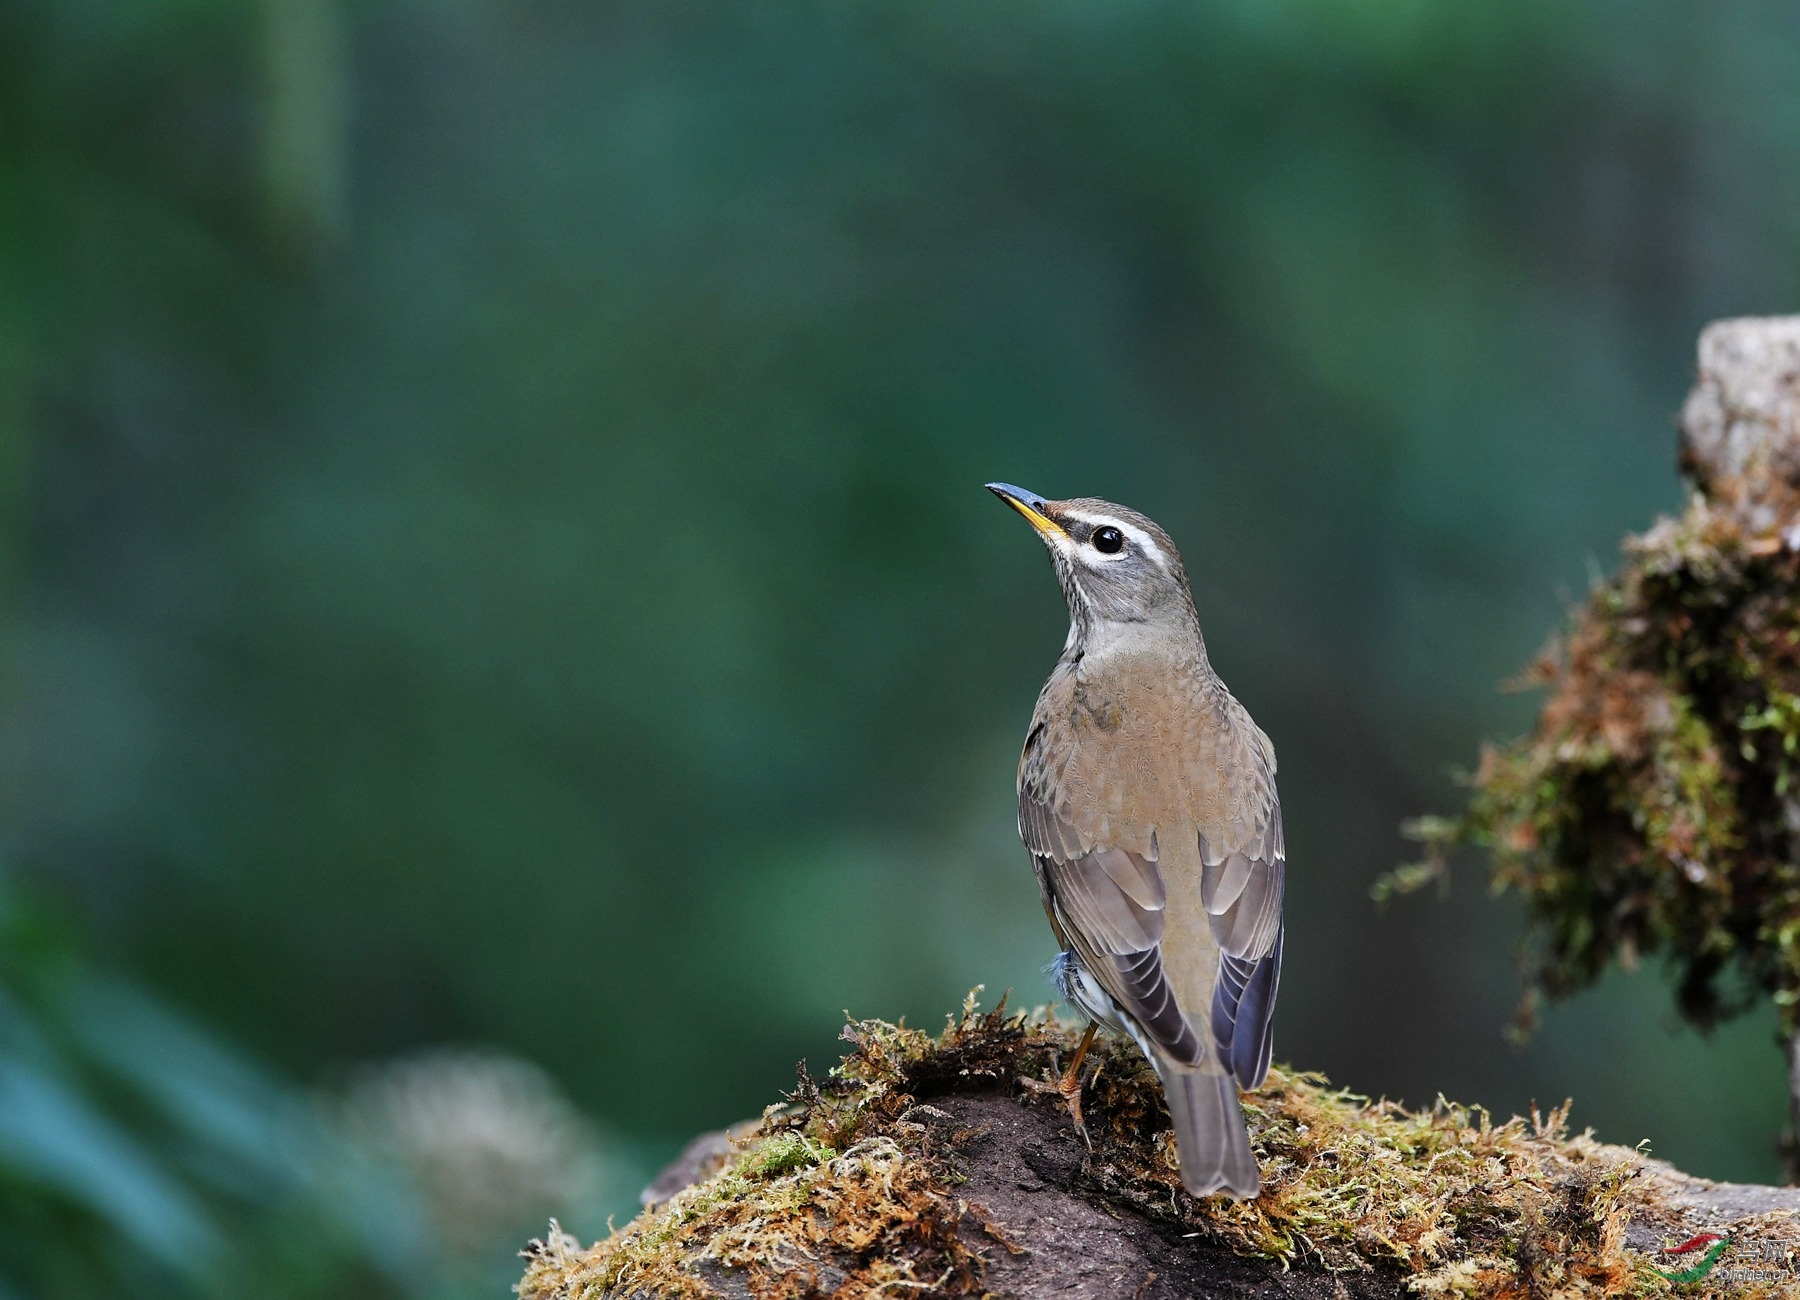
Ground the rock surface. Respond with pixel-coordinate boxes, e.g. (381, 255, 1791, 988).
(629, 1091, 1800, 1299)
(646, 1094, 1415, 1298)
(1680, 315, 1800, 524)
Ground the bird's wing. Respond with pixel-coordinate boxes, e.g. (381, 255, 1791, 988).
(1019, 713, 1205, 1067)
(1197, 718, 1285, 1089)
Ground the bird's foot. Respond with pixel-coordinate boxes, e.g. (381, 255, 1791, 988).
(1059, 1067, 1090, 1148)
(1022, 1065, 1090, 1148)
(1022, 1022, 1098, 1148)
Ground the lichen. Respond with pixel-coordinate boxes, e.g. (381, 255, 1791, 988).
(518, 996, 1689, 1300)
(1383, 493, 1800, 1042)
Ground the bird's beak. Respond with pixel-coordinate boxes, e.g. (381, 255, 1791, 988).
(986, 482, 1066, 540)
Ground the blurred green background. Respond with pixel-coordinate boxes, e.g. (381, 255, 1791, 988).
(4, 0, 1800, 1293)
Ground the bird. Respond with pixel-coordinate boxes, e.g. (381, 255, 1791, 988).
(987, 482, 1283, 1200)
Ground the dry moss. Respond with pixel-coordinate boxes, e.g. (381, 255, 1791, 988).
(518, 996, 1695, 1300)
(1385, 493, 1800, 1042)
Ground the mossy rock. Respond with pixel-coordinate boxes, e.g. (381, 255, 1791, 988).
(518, 997, 1800, 1299)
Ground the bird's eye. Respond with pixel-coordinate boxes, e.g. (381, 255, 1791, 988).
(1092, 526, 1124, 554)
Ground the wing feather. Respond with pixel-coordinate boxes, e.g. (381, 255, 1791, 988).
(1200, 783, 1285, 1089)
(1022, 791, 1203, 1066)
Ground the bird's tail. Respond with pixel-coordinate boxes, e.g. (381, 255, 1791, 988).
(1152, 1056, 1260, 1199)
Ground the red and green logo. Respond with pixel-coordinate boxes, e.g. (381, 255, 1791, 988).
(1654, 1232, 1732, 1283)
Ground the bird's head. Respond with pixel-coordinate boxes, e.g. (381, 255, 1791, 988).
(986, 483, 1196, 636)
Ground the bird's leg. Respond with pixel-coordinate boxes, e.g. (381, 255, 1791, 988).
(1060, 1022, 1098, 1142)
(1024, 1022, 1099, 1147)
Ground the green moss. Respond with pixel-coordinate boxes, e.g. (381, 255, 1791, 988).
(519, 997, 1694, 1300)
(737, 1131, 832, 1179)
(1385, 495, 1800, 1038)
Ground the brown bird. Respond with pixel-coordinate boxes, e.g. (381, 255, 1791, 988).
(988, 483, 1283, 1200)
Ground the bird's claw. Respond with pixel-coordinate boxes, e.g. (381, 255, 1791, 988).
(1060, 1069, 1091, 1149)
(1022, 1066, 1090, 1149)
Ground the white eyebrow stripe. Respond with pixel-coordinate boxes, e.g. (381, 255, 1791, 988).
(1058, 509, 1172, 573)
(1116, 522, 1170, 571)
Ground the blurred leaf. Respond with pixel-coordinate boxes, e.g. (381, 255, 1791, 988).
(61, 976, 294, 1183)
(0, 1056, 221, 1275)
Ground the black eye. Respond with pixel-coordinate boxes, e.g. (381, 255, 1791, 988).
(1092, 526, 1124, 554)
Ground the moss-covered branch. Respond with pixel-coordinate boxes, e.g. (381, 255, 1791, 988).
(1389, 492, 1800, 1040)
(1381, 317, 1800, 1164)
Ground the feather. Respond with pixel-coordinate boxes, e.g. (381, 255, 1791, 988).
(1036, 850, 1203, 1065)
(1213, 922, 1283, 1088)
(1152, 1057, 1260, 1199)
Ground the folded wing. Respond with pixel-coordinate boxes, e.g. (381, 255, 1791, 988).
(1021, 791, 1204, 1066)
(1201, 792, 1285, 1089)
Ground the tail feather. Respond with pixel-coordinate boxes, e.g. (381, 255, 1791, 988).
(1230, 923, 1283, 1088)
(1152, 1057, 1260, 1199)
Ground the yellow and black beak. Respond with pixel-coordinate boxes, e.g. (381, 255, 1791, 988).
(986, 482, 1066, 540)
